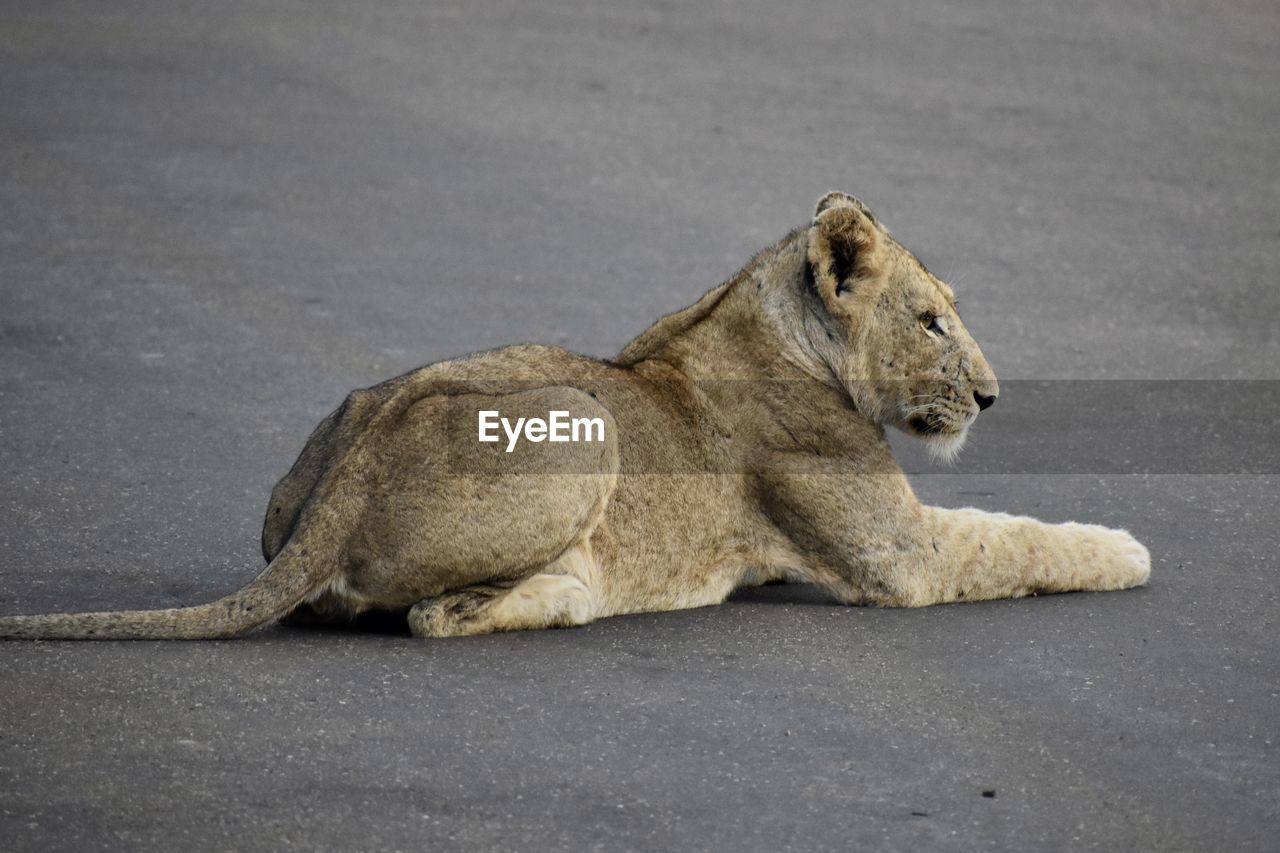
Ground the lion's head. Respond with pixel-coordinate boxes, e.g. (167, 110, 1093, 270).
(800, 191, 999, 461)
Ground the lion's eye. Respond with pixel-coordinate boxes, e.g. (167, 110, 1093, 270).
(920, 312, 945, 336)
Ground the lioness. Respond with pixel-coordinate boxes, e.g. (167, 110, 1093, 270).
(0, 192, 1150, 640)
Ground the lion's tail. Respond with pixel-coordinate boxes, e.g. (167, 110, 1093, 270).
(0, 533, 335, 639)
(0, 442, 371, 640)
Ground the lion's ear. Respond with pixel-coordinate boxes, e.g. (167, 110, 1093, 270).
(808, 193, 883, 297)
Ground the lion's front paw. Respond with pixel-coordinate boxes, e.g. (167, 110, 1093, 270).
(1063, 523, 1152, 591)
(1115, 531, 1152, 588)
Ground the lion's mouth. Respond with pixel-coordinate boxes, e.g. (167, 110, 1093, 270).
(909, 412, 971, 436)
(909, 415, 947, 435)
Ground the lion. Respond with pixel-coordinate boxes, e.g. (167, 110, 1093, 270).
(0, 191, 1150, 640)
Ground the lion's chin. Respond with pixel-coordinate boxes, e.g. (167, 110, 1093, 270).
(915, 423, 970, 465)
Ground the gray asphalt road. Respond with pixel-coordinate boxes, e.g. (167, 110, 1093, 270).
(2, 1, 1277, 850)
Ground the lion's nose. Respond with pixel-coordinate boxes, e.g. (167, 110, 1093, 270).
(974, 390, 997, 411)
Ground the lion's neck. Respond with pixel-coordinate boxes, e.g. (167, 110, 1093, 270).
(616, 228, 830, 385)
(612, 228, 874, 449)
(613, 228, 892, 457)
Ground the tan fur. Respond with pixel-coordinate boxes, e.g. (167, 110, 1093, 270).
(0, 192, 1149, 640)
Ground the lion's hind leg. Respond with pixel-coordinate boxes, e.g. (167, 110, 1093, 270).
(409, 542, 601, 638)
